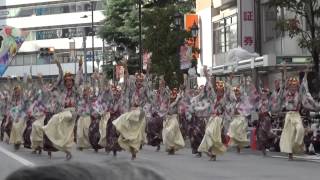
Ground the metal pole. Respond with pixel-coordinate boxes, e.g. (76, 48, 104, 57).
(91, 0, 95, 73)
(102, 39, 105, 65)
(113, 65, 115, 84)
(139, 0, 142, 72)
(72, 38, 76, 74)
(83, 35, 88, 82)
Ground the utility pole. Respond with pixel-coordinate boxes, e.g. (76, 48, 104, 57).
(91, 0, 95, 73)
(139, 0, 142, 72)
(83, 35, 88, 82)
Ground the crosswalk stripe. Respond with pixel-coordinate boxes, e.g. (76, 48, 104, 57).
(0, 145, 35, 167)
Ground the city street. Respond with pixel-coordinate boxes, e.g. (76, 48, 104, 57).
(0, 143, 319, 180)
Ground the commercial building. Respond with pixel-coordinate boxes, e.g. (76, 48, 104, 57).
(0, 0, 105, 77)
(196, 0, 312, 88)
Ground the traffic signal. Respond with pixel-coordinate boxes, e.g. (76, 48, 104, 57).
(39, 47, 55, 64)
(39, 47, 55, 56)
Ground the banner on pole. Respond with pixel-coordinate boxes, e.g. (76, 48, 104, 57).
(0, 26, 29, 76)
(180, 43, 192, 70)
(143, 51, 152, 70)
(239, 0, 255, 53)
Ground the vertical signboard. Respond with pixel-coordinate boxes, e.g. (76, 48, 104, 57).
(185, 14, 199, 59)
(69, 41, 76, 61)
(116, 65, 124, 81)
(239, 0, 255, 53)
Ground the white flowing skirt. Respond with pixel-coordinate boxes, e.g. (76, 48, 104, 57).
(113, 109, 146, 153)
(198, 116, 226, 155)
(280, 111, 305, 154)
(228, 115, 249, 148)
(43, 108, 75, 151)
(76, 115, 91, 149)
(31, 115, 46, 150)
(162, 114, 185, 151)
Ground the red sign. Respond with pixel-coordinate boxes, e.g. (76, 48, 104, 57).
(244, 36, 253, 46)
(243, 11, 254, 21)
(240, 0, 255, 52)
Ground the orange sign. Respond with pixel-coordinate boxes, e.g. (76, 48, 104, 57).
(184, 14, 199, 59)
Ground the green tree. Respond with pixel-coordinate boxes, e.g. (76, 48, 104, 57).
(143, 4, 191, 88)
(99, 0, 139, 49)
(99, 0, 195, 88)
(269, 0, 320, 75)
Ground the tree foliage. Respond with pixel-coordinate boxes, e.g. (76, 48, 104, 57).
(269, 0, 320, 74)
(99, 0, 195, 88)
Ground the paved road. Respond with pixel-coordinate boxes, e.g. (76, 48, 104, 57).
(0, 143, 319, 180)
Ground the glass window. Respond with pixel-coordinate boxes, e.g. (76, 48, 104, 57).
(18, 7, 34, 17)
(35, 7, 49, 16)
(1, 1, 104, 19)
(15, 56, 24, 65)
(213, 14, 238, 54)
(29, 26, 95, 41)
(262, 5, 280, 41)
(23, 55, 33, 65)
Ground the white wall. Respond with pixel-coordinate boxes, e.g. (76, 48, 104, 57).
(3, 61, 94, 77)
(0, 11, 104, 29)
(198, 6, 213, 74)
(0, 0, 64, 7)
(19, 36, 103, 52)
(262, 36, 309, 57)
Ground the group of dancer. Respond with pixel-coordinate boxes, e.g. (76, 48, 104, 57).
(0, 59, 319, 161)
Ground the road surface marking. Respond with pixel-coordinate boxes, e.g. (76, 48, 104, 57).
(271, 155, 320, 162)
(0, 146, 35, 167)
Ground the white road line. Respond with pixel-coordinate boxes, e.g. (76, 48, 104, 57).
(271, 155, 320, 162)
(0, 146, 35, 167)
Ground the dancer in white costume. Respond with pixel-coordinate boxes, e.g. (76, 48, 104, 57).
(279, 72, 320, 160)
(162, 88, 185, 155)
(196, 68, 232, 160)
(228, 75, 253, 153)
(113, 68, 152, 160)
(43, 59, 83, 160)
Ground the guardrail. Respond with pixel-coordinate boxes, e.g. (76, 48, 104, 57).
(210, 54, 276, 75)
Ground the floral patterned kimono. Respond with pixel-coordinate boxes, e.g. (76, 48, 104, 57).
(9, 81, 33, 149)
(29, 93, 47, 153)
(279, 74, 320, 155)
(88, 94, 105, 151)
(0, 89, 10, 142)
(147, 87, 169, 149)
(197, 77, 233, 158)
(103, 87, 123, 154)
(76, 93, 92, 150)
(43, 62, 82, 154)
(42, 87, 62, 153)
(162, 93, 185, 154)
(178, 89, 191, 139)
(270, 82, 285, 129)
(187, 88, 208, 155)
(112, 74, 151, 158)
(250, 85, 276, 154)
(228, 84, 252, 149)
(20, 80, 42, 150)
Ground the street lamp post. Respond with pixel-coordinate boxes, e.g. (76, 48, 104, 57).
(112, 60, 116, 84)
(81, 0, 96, 74)
(138, 0, 142, 72)
(68, 36, 77, 74)
(191, 21, 199, 48)
(174, 12, 183, 29)
(82, 35, 88, 82)
(91, 0, 95, 73)
(190, 21, 199, 77)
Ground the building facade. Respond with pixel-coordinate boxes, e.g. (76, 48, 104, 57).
(0, 0, 105, 76)
(196, 0, 312, 88)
